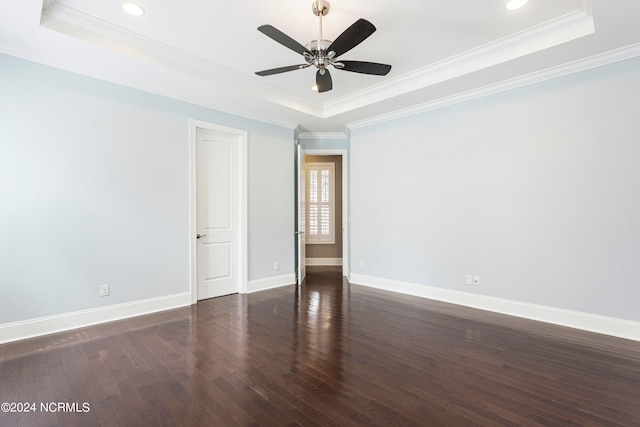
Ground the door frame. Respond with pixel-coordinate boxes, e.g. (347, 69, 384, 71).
(189, 119, 248, 303)
(302, 148, 350, 278)
(296, 144, 306, 285)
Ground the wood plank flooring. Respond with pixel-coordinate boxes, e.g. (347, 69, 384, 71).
(1, 266, 639, 426)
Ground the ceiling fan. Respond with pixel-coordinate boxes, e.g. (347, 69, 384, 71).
(255, 0, 392, 93)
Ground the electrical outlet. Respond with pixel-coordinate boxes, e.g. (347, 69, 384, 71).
(465, 275, 473, 285)
(473, 275, 480, 285)
(273, 261, 279, 270)
(359, 260, 365, 268)
(100, 284, 110, 297)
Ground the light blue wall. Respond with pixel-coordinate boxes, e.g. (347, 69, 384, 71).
(4, 48, 639, 328)
(350, 56, 640, 322)
(0, 54, 294, 324)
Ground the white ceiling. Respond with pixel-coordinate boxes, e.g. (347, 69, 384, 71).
(1, 0, 639, 134)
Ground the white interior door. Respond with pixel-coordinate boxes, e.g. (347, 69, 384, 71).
(197, 129, 239, 299)
(297, 145, 306, 285)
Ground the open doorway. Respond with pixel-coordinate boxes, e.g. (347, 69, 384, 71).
(297, 148, 349, 280)
(305, 154, 343, 268)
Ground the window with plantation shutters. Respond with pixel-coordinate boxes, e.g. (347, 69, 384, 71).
(306, 162, 335, 244)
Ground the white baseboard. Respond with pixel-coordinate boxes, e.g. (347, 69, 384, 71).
(305, 257, 343, 266)
(0, 292, 192, 345)
(350, 274, 640, 342)
(247, 273, 295, 293)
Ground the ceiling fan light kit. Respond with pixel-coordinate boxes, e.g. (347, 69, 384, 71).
(255, 0, 391, 93)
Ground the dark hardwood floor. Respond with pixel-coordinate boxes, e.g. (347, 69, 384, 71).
(1, 266, 639, 426)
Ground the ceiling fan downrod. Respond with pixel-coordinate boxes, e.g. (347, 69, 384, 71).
(306, 0, 342, 73)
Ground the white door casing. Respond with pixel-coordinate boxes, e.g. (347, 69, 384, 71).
(303, 149, 349, 278)
(190, 120, 247, 302)
(297, 144, 306, 285)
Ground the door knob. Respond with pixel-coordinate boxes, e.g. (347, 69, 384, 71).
(196, 234, 207, 239)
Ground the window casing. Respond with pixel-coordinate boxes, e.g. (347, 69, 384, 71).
(306, 162, 335, 244)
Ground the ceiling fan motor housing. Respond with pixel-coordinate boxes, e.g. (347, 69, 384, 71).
(304, 40, 341, 72)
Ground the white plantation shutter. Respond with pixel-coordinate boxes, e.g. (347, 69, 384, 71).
(306, 162, 335, 244)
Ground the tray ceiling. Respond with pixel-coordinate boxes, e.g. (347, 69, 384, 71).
(2, 0, 639, 133)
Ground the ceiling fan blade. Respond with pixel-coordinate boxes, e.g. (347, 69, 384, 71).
(316, 69, 333, 93)
(336, 61, 391, 76)
(256, 64, 310, 76)
(258, 25, 312, 56)
(327, 19, 376, 58)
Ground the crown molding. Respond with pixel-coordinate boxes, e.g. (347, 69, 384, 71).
(297, 131, 349, 140)
(324, 7, 594, 118)
(40, 1, 596, 124)
(40, 2, 322, 118)
(42, 0, 57, 10)
(0, 40, 300, 131)
(36, 0, 634, 135)
(347, 42, 640, 130)
(183, 91, 299, 130)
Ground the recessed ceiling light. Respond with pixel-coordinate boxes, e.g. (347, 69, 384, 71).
(506, 0, 528, 10)
(122, 3, 145, 16)
(312, 85, 318, 91)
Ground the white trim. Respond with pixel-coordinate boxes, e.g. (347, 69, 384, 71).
(303, 149, 349, 276)
(247, 274, 296, 293)
(349, 274, 640, 342)
(306, 162, 336, 245)
(0, 292, 191, 345)
(296, 144, 306, 285)
(328, 8, 594, 118)
(38, 2, 594, 122)
(189, 119, 248, 303)
(305, 258, 343, 266)
(40, 2, 318, 123)
(32, 0, 638, 131)
(347, 42, 640, 130)
(304, 149, 349, 155)
(297, 132, 349, 140)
